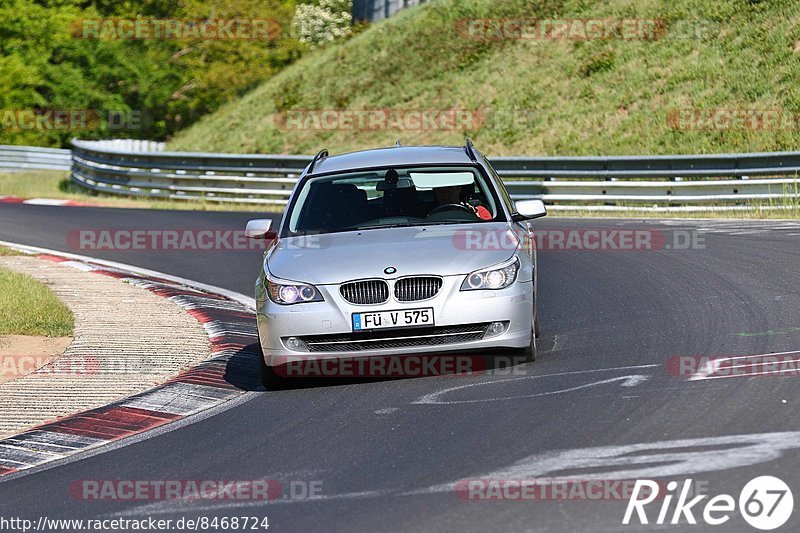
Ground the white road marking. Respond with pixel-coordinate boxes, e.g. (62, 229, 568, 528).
(691, 368, 800, 381)
(688, 350, 800, 381)
(168, 294, 251, 313)
(22, 199, 70, 206)
(650, 219, 800, 235)
(0, 444, 61, 467)
(123, 383, 240, 416)
(413, 364, 657, 405)
(411, 431, 800, 496)
(114, 430, 800, 513)
(4, 431, 105, 453)
(111, 489, 394, 517)
(60, 260, 97, 271)
(203, 322, 258, 338)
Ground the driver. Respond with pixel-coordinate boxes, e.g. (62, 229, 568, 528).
(433, 185, 492, 220)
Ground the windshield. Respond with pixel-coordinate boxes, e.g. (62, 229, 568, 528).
(286, 165, 504, 235)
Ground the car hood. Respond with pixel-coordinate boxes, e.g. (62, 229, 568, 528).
(266, 223, 520, 285)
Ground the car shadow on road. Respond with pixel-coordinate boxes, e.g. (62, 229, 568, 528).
(222, 342, 264, 391)
(223, 343, 544, 391)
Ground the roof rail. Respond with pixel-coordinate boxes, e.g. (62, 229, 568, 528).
(307, 149, 329, 175)
(395, 140, 402, 148)
(464, 138, 477, 162)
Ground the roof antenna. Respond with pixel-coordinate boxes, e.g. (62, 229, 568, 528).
(307, 148, 329, 175)
(464, 138, 477, 162)
(395, 140, 402, 148)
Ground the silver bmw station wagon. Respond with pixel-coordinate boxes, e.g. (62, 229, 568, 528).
(245, 140, 546, 386)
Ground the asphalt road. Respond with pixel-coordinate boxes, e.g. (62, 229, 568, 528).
(1, 203, 800, 532)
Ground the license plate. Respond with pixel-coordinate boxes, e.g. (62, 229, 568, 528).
(352, 308, 434, 331)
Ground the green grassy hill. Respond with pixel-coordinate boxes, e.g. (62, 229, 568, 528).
(169, 0, 800, 156)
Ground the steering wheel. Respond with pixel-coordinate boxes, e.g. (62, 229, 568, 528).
(428, 203, 475, 216)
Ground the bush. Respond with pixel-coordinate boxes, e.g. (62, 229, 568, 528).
(0, 0, 305, 146)
(293, 0, 353, 49)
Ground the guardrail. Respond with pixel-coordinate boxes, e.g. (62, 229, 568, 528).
(79, 139, 166, 153)
(0, 145, 71, 171)
(69, 139, 800, 212)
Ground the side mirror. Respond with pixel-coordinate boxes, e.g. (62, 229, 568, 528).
(513, 199, 547, 220)
(245, 219, 273, 239)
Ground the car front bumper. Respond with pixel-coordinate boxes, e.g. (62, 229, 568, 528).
(256, 274, 533, 367)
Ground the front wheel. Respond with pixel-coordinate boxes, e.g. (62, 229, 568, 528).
(522, 327, 537, 363)
(523, 303, 540, 363)
(517, 308, 537, 364)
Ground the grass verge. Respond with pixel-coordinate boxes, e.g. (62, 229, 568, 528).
(553, 208, 800, 219)
(0, 246, 23, 256)
(0, 171, 282, 212)
(0, 249, 74, 337)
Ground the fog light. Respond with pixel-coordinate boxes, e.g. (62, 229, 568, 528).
(285, 337, 306, 351)
(485, 321, 506, 338)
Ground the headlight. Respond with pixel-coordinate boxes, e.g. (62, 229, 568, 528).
(266, 275, 323, 305)
(460, 257, 519, 291)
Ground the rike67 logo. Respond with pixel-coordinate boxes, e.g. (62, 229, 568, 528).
(624, 476, 793, 530)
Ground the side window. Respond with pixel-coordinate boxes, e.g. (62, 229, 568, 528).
(485, 160, 515, 214)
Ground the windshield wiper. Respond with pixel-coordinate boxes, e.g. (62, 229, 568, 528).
(409, 221, 463, 226)
(344, 220, 473, 231)
(345, 223, 413, 231)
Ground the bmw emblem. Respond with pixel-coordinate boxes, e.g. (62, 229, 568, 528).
(384, 266, 397, 275)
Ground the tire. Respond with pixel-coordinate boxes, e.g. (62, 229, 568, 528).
(522, 326, 537, 363)
(521, 305, 538, 363)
